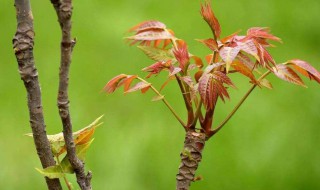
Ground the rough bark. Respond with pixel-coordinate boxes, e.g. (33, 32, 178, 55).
(176, 131, 206, 190)
(50, 0, 92, 189)
(12, 0, 62, 189)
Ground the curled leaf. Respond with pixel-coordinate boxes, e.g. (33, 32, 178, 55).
(200, 1, 221, 38)
(173, 40, 190, 72)
(286, 59, 320, 83)
(129, 20, 166, 33)
(103, 74, 128, 93)
(125, 81, 151, 93)
(272, 64, 306, 87)
(196, 38, 218, 51)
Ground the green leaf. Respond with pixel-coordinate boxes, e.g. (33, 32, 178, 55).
(35, 167, 65, 179)
(138, 46, 174, 62)
(60, 138, 95, 174)
(36, 139, 95, 179)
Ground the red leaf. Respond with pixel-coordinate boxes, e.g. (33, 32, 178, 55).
(220, 30, 241, 44)
(142, 61, 170, 78)
(200, 1, 221, 39)
(247, 27, 282, 43)
(236, 53, 258, 72)
(197, 38, 218, 51)
(219, 46, 241, 72)
(232, 60, 257, 83)
(103, 74, 128, 93)
(255, 41, 275, 68)
(122, 75, 137, 92)
(125, 81, 151, 93)
(205, 54, 213, 64)
(129, 20, 166, 33)
(287, 59, 320, 83)
(126, 21, 175, 48)
(127, 30, 173, 41)
(190, 55, 204, 69)
(173, 40, 190, 72)
(272, 64, 306, 87)
(198, 73, 213, 108)
(238, 40, 259, 60)
(198, 71, 234, 109)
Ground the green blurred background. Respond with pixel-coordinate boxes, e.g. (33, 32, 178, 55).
(1, 0, 319, 189)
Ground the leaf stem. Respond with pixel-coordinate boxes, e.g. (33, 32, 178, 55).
(192, 100, 203, 128)
(56, 156, 72, 190)
(137, 77, 186, 127)
(176, 75, 194, 127)
(209, 70, 271, 137)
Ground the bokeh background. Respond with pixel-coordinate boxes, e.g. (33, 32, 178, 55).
(1, 0, 319, 189)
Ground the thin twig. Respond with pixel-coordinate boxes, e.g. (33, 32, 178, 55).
(12, 0, 62, 189)
(209, 70, 272, 137)
(137, 77, 187, 127)
(50, 0, 92, 189)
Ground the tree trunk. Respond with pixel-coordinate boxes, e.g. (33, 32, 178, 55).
(13, 0, 62, 189)
(176, 131, 206, 190)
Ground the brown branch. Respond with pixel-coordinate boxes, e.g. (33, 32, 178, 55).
(50, 0, 92, 189)
(176, 131, 206, 190)
(12, 0, 62, 189)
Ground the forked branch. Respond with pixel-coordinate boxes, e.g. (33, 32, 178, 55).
(12, 0, 62, 189)
(50, 0, 92, 189)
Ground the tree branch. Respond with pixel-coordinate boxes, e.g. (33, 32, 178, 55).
(12, 0, 62, 189)
(209, 70, 272, 137)
(50, 0, 92, 189)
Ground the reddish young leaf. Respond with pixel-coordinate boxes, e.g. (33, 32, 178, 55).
(195, 70, 203, 83)
(125, 81, 151, 93)
(272, 64, 306, 87)
(205, 54, 213, 64)
(127, 30, 173, 41)
(219, 46, 241, 72)
(236, 53, 259, 73)
(200, 1, 221, 39)
(104, 74, 128, 93)
(255, 42, 275, 68)
(142, 61, 170, 78)
(198, 71, 234, 109)
(220, 30, 241, 44)
(129, 20, 166, 33)
(247, 27, 282, 43)
(238, 40, 259, 60)
(141, 85, 151, 94)
(173, 40, 190, 72)
(286, 59, 320, 83)
(122, 75, 137, 92)
(196, 38, 218, 51)
(231, 60, 257, 83)
(189, 55, 204, 68)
